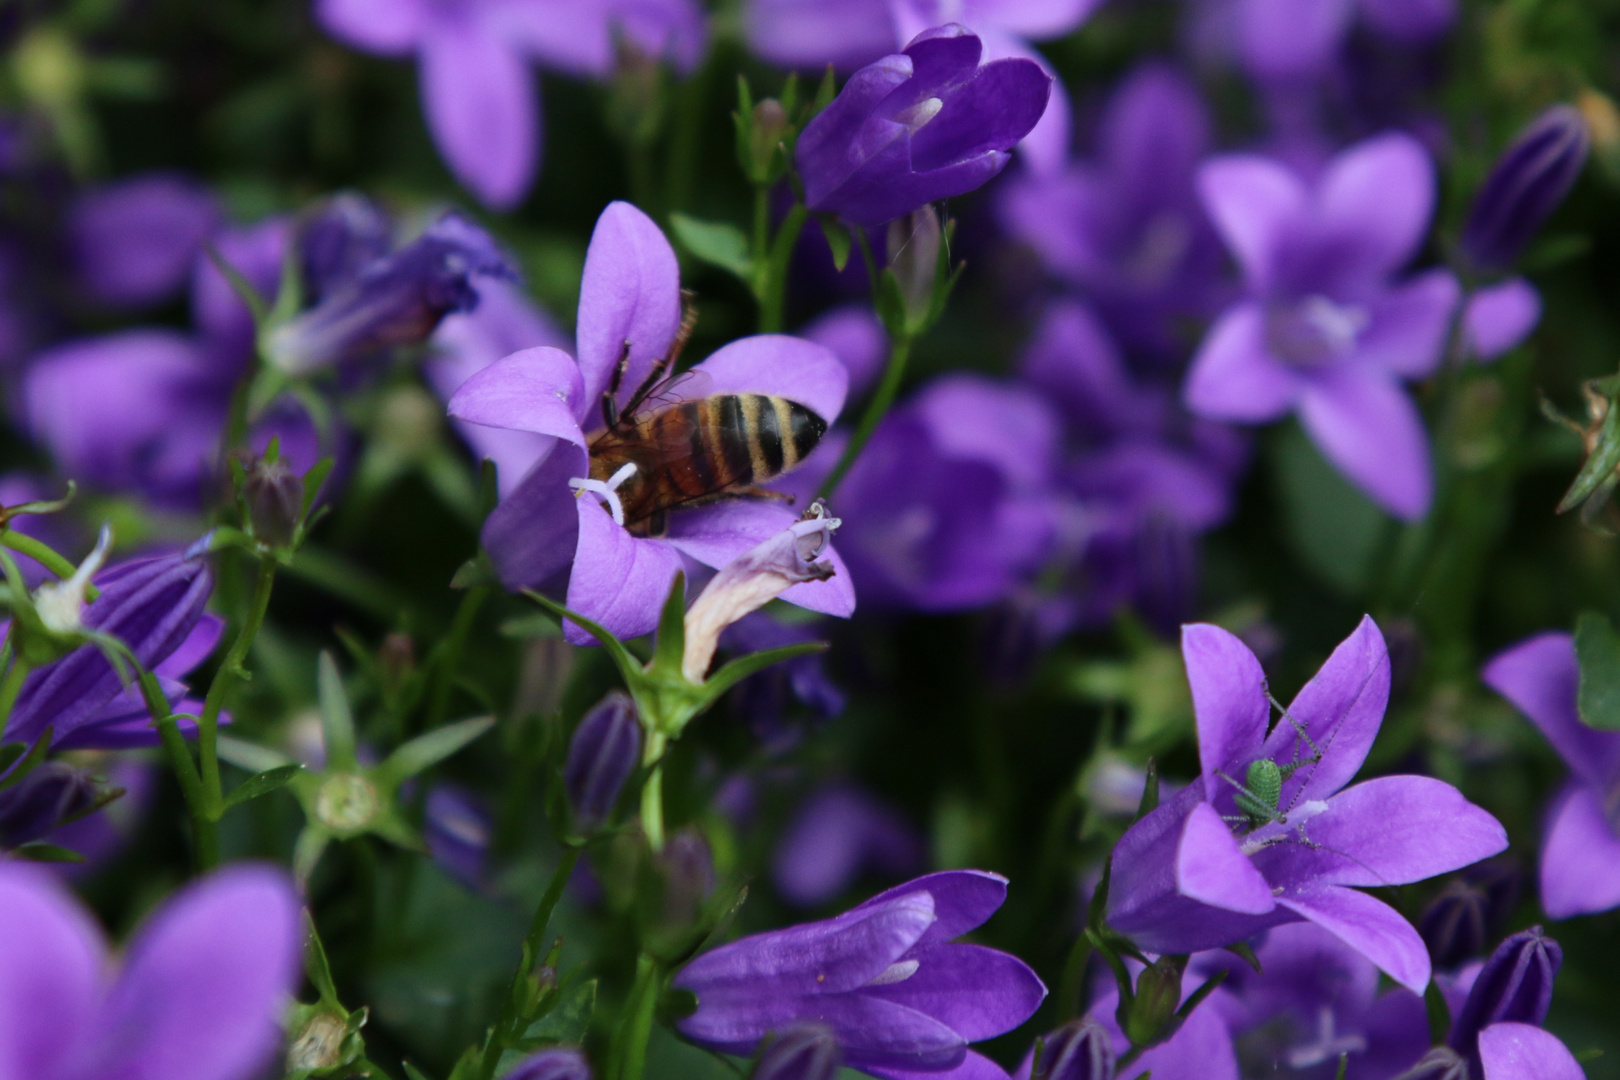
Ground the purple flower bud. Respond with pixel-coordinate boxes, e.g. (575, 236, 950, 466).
(753, 1025, 841, 1080)
(0, 761, 104, 848)
(1462, 105, 1590, 274)
(242, 454, 304, 548)
(796, 25, 1051, 228)
(5, 543, 216, 751)
(564, 692, 641, 832)
(1448, 927, 1562, 1064)
(424, 783, 492, 889)
(657, 827, 716, 933)
(1033, 1019, 1116, 1080)
(1393, 1048, 1468, 1080)
(266, 212, 516, 374)
(505, 1047, 591, 1080)
(1419, 861, 1522, 971)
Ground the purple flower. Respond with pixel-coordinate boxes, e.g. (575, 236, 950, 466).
(1461, 105, 1590, 276)
(1463, 278, 1541, 363)
(722, 613, 847, 742)
(1481, 632, 1620, 919)
(1105, 617, 1507, 993)
(266, 211, 516, 374)
(0, 761, 107, 849)
(505, 1047, 592, 1080)
(1043, 975, 1237, 1080)
(424, 783, 494, 889)
(753, 1024, 842, 1080)
(772, 782, 925, 908)
(795, 26, 1051, 229)
(67, 173, 220, 309)
(998, 64, 1227, 360)
(4, 544, 221, 752)
(674, 869, 1046, 1079)
(448, 201, 853, 644)
(1183, 133, 1459, 520)
(0, 862, 300, 1080)
(316, 0, 706, 209)
(564, 691, 641, 832)
(1233, 0, 1456, 84)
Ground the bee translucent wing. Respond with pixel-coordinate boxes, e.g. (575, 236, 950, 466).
(639, 369, 713, 411)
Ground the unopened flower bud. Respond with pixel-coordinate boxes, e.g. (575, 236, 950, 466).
(243, 455, 304, 547)
(564, 692, 641, 833)
(753, 1024, 841, 1080)
(285, 1009, 350, 1074)
(1123, 956, 1186, 1047)
(1420, 861, 1521, 971)
(682, 503, 839, 682)
(0, 760, 107, 848)
(1462, 105, 1589, 275)
(649, 827, 715, 943)
(378, 632, 416, 691)
(1448, 927, 1562, 1065)
(506, 1047, 591, 1080)
(886, 205, 942, 333)
(1033, 1019, 1116, 1080)
(746, 99, 792, 182)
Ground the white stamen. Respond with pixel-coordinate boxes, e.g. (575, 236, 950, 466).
(1298, 295, 1369, 355)
(35, 524, 112, 635)
(866, 959, 919, 986)
(894, 96, 944, 133)
(1285, 1005, 1367, 1069)
(568, 463, 639, 527)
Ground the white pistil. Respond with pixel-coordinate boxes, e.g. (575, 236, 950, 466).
(35, 524, 112, 635)
(568, 462, 638, 526)
(894, 96, 944, 134)
(866, 959, 919, 986)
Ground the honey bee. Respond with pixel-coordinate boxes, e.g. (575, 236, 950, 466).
(585, 300, 829, 537)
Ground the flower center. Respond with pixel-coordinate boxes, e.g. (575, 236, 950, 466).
(315, 773, 380, 834)
(569, 462, 638, 527)
(1266, 295, 1368, 367)
(1285, 1006, 1367, 1070)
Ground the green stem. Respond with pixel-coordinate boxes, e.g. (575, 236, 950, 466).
(0, 533, 99, 599)
(0, 655, 31, 726)
(424, 585, 489, 734)
(752, 187, 770, 282)
(758, 201, 809, 334)
(147, 682, 217, 870)
(613, 953, 662, 1080)
(816, 334, 913, 500)
(640, 730, 668, 852)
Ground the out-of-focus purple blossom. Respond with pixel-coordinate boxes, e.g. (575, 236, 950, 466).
(1183, 133, 1458, 520)
(1481, 633, 1620, 919)
(747, 0, 1097, 175)
(1447, 927, 1560, 1073)
(316, 0, 706, 210)
(265, 211, 516, 375)
(47, 755, 155, 875)
(802, 304, 888, 398)
(448, 201, 853, 644)
(796, 26, 1051, 229)
(1464, 278, 1541, 363)
(771, 781, 925, 908)
(1418, 860, 1521, 972)
(67, 173, 220, 309)
(0, 761, 107, 849)
(299, 194, 394, 305)
(1233, 0, 1456, 84)
(0, 862, 300, 1080)
(1106, 617, 1507, 993)
(564, 691, 641, 832)
(3, 543, 221, 752)
(675, 870, 1046, 1077)
(999, 64, 1227, 361)
(1461, 105, 1589, 276)
(723, 613, 846, 743)
(1012, 1018, 1115, 1080)
(807, 372, 1063, 611)
(429, 277, 570, 497)
(1474, 1023, 1587, 1080)
(506, 1047, 592, 1080)
(655, 826, 717, 936)
(753, 1024, 841, 1080)
(424, 783, 493, 889)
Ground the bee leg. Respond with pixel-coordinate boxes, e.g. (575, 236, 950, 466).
(601, 390, 619, 430)
(603, 340, 632, 429)
(621, 294, 699, 418)
(645, 509, 668, 538)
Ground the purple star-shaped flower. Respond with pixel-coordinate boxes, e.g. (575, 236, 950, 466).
(1183, 133, 1459, 520)
(317, 0, 706, 209)
(1481, 633, 1620, 920)
(448, 201, 853, 644)
(674, 869, 1046, 1079)
(1106, 616, 1506, 993)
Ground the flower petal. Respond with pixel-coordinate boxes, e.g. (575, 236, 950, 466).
(1356, 269, 1461, 379)
(1263, 775, 1507, 888)
(1297, 369, 1432, 520)
(866, 1049, 1014, 1080)
(1278, 884, 1430, 994)
(1182, 622, 1271, 798)
(1316, 133, 1436, 283)
(1466, 278, 1541, 362)
(316, 0, 426, 53)
(419, 23, 537, 210)
(1478, 1023, 1586, 1080)
(1481, 633, 1620, 792)
(1236, 0, 1353, 81)
(564, 499, 684, 644)
(665, 500, 856, 618)
(89, 865, 301, 1080)
(0, 867, 101, 1080)
(482, 443, 586, 591)
(1176, 801, 1277, 914)
(692, 334, 850, 424)
(1197, 156, 1308, 293)
(862, 943, 1047, 1042)
(575, 201, 683, 416)
(852, 870, 1008, 948)
(1264, 615, 1390, 805)
(1539, 783, 1620, 919)
(1184, 303, 1301, 422)
(447, 345, 588, 444)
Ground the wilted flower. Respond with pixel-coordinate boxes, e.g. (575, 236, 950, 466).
(0, 862, 300, 1080)
(1183, 133, 1458, 519)
(1106, 617, 1507, 992)
(674, 870, 1046, 1075)
(564, 691, 641, 832)
(796, 26, 1050, 229)
(1481, 633, 1620, 918)
(1461, 105, 1590, 276)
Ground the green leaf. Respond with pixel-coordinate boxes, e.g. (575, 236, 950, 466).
(378, 715, 496, 786)
(517, 978, 597, 1047)
(818, 216, 852, 272)
(650, 572, 687, 676)
(302, 908, 342, 1004)
(0, 726, 52, 791)
(1561, 387, 1620, 513)
(499, 613, 563, 640)
(874, 268, 909, 339)
(669, 213, 753, 280)
(13, 841, 86, 863)
(217, 734, 297, 773)
(223, 763, 304, 810)
(1224, 942, 1262, 974)
(317, 651, 359, 770)
(1272, 421, 1389, 595)
(522, 589, 645, 690)
(402, 1062, 436, 1080)
(203, 242, 269, 326)
(451, 552, 500, 590)
(299, 457, 336, 522)
(701, 642, 827, 702)
(1575, 611, 1620, 729)
(0, 741, 26, 776)
(1423, 978, 1452, 1047)
(1135, 758, 1159, 821)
